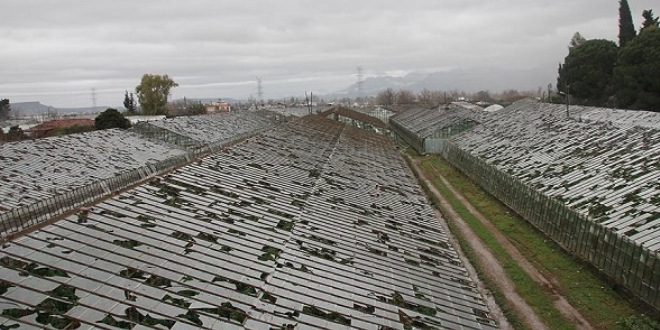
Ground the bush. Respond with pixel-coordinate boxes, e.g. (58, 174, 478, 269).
(95, 108, 131, 130)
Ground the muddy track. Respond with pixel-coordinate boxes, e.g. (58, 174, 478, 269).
(411, 158, 594, 330)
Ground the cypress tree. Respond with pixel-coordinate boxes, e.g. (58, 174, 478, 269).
(619, 0, 636, 47)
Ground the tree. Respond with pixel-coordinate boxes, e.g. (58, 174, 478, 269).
(170, 99, 206, 116)
(417, 88, 433, 105)
(558, 39, 617, 106)
(0, 99, 10, 120)
(619, 0, 637, 47)
(473, 90, 493, 103)
(186, 102, 206, 116)
(641, 9, 660, 32)
(395, 89, 416, 104)
(123, 91, 138, 115)
(376, 88, 396, 106)
(95, 108, 131, 130)
(613, 28, 660, 111)
(498, 89, 527, 103)
(135, 74, 178, 115)
(569, 32, 587, 48)
(6, 126, 25, 142)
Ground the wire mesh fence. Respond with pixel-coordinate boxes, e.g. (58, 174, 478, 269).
(441, 140, 660, 310)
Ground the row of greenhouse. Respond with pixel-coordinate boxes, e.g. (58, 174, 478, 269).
(0, 115, 497, 329)
(0, 110, 286, 236)
(389, 99, 660, 310)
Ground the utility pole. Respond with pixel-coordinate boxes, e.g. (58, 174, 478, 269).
(256, 77, 264, 106)
(91, 88, 97, 112)
(305, 91, 313, 115)
(356, 66, 364, 104)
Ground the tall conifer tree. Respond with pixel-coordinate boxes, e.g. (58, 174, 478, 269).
(619, 0, 636, 47)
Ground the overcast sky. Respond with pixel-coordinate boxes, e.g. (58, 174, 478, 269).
(1, 0, 657, 108)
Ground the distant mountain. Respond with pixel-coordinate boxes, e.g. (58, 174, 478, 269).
(10, 102, 53, 116)
(328, 67, 555, 99)
(11, 98, 241, 118)
(11, 102, 115, 116)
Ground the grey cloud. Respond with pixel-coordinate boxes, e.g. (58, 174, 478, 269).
(1, 0, 658, 107)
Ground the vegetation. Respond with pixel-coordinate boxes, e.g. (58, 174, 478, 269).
(169, 98, 206, 116)
(641, 9, 659, 32)
(54, 124, 95, 136)
(376, 88, 396, 106)
(558, 39, 618, 106)
(0, 98, 10, 120)
(259, 245, 282, 261)
(558, 4, 660, 111)
(569, 32, 587, 48)
(0, 256, 69, 277)
(276, 220, 294, 231)
(614, 28, 660, 111)
(0, 125, 26, 142)
(123, 90, 138, 115)
(619, 0, 637, 47)
(135, 73, 178, 115)
(235, 281, 258, 296)
(94, 108, 131, 130)
(177, 303, 247, 324)
(302, 305, 351, 326)
(113, 239, 142, 249)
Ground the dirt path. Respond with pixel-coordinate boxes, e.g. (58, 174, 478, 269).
(410, 158, 594, 330)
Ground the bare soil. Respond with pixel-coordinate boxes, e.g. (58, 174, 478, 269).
(411, 158, 594, 330)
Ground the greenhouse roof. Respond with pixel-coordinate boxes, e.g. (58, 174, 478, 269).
(452, 99, 660, 250)
(0, 111, 281, 215)
(390, 103, 483, 139)
(0, 129, 187, 212)
(145, 110, 281, 144)
(317, 106, 388, 130)
(0, 116, 497, 329)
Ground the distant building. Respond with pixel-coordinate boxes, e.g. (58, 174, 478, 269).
(205, 100, 231, 114)
(25, 118, 94, 138)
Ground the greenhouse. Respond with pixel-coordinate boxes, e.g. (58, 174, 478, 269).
(0, 111, 284, 236)
(0, 115, 497, 329)
(317, 106, 390, 136)
(389, 102, 484, 154)
(440, 99, 660, 310)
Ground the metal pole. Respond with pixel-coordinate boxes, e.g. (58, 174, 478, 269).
(566, 84, 570, 118)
